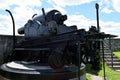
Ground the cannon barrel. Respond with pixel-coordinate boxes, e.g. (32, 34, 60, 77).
(18, 27, 24, 34)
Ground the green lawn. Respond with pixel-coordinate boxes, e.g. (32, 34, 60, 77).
(99, 64, 120, 80)
(113, 51, 120, 59)
(86, 62, 120, 80)
(86, 74, 92, 80)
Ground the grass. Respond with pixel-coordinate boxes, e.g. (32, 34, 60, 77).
(113, 51, 120, 59)
(86, 62, 120, 80)
(86, 74, 92, 80)
(86, 51, 120, 80)
(99, 63, 120, 80)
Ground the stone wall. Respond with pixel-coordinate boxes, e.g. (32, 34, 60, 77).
(104, 38, 120, 51)
(111, 38, 120, 51)
(0, 35, 23, 65)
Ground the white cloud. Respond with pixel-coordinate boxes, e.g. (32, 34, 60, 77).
(101, 7, 113, 13)
(1, 10, 119, 37)
(112, 0, 120, 13)
(99, 0, 114, 13)
(0, 0, 42, 35)
(65, 14, 120, 37)
(0, 0, 119, 38)
(47, 0, 95, 7)
(45, 6, 67, 14)
(97, 21, 120, 37)
(0, 14, 13, 34)
(65, 15, 96, 30)
(0, 0, 68, 35)
(99, 0, 120, 13)
(0, 0, 42, 9)
(100, 21, 120, 32)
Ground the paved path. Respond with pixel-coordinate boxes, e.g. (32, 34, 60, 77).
(88, 73, 104, 80)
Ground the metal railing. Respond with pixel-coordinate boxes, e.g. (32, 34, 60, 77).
(103, 38, 114, 68)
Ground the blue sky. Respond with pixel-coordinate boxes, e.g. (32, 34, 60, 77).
(0, 0, 120, 37)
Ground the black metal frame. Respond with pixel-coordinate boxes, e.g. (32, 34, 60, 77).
(5, 9, 16, 49)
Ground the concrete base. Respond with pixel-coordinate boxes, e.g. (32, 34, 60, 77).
(0, 61, 86, 80)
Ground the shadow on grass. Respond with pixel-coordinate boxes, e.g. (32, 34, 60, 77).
(86, 63, 102, 76)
